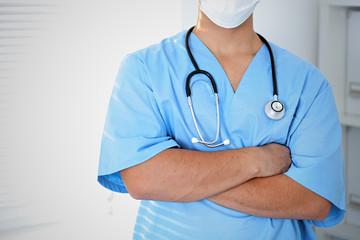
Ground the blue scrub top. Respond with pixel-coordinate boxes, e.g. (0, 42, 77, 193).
(98, 30, 345, 240)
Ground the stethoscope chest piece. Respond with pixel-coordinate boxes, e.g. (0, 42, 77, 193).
(264, 96, 285, 120)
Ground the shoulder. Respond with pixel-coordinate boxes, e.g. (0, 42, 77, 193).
(125, 30, 188, 66)
(270, 42, 330, 96)
(116, 30, 188, 90)
(270, 43, 322, 79)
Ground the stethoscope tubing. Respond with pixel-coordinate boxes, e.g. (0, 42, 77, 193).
(186, 69, 218, 97)
(185, 26, 285, 147)
(188, 94, 221, 147)
(256, 33, 278, 97)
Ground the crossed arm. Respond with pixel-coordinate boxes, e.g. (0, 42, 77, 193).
(208, 174, 331, 221)
(120, 144, 331, 221)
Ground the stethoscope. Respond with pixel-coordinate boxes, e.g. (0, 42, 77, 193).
(185, 26, 285, 148)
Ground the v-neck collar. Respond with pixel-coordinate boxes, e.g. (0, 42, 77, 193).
(188, 32, 267, 104)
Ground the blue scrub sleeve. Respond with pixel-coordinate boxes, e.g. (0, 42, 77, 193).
(285, 80, 345, 228)
(98, 54, 179, 193)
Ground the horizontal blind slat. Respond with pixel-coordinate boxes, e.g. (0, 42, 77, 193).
(0, 1, 59, 233)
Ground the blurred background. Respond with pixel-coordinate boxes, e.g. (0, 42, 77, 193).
(0, 0, 359, 239)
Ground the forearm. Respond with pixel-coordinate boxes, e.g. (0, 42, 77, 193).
(121, 147, 261, 202)
(208, 174, 332, 221)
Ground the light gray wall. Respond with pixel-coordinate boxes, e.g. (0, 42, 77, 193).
(254, 0, 319, 65)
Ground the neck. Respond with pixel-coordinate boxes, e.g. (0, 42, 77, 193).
(192, 9, 262, 57)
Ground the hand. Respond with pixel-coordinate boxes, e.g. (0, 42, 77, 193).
(255, 143, 292, 178)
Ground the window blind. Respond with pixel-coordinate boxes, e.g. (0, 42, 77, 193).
(0, 1, 58, 233)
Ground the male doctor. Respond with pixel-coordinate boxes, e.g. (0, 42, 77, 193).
(98, 0, 345, 239)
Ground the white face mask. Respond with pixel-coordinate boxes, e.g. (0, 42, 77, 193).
(199, 0, 261, 29)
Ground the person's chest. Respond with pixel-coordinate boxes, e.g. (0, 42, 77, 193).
(215, 53, 255, 93)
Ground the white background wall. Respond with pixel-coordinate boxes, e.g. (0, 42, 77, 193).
(1, 0, 326, 239)
(1, 1, 182, 239)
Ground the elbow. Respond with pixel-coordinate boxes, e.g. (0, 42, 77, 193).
(126, 182, 147, 200)
(125, 181, 158, 201)
(120, 169, 149, 200)
(308, 199, 332, 222)
(126, 183, 189, 202)
(128, 183, 196, 202)
(121, 174, 153, 200)
(120, 170, 186, 202)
